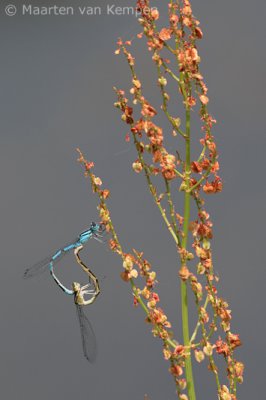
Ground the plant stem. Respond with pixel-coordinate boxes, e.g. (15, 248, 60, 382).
(132, 133, 180, 246)
(165, 178, 181, 243)
(190, 296, 209, 344)
(181, 106, 197, 400)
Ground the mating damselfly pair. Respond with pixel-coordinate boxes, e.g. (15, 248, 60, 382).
(24, 222, 105, 362)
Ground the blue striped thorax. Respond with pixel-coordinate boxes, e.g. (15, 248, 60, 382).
(78, 222, 104, 244)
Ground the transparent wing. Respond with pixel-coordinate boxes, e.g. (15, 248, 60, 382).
(23, 254, 55, 279)
(23, 237, 79, 279)
(75, 304, 97, 363)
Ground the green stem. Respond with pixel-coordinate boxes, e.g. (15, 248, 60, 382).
(132, 134, 180, 247)
(181, 106, 197, 400)
(165, 178, 181, 243)
(190, 296, 209, 344)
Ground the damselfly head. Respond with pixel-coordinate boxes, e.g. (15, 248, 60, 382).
(72, 281, 81, 292)
(90, 221, 106, 234)
(90, 221, 100, 232)
(73, 281, 85, 305)
(90, 221, 97, 229)
(99, 222, 106, 233)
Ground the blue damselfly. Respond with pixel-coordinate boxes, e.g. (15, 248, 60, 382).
(23, 222, 104, 280)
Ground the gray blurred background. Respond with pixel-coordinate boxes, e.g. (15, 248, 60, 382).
(0, 1, 265, 399)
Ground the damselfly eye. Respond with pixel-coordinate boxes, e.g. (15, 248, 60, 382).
(99, 223, 106, 232)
